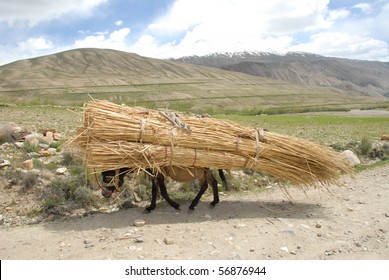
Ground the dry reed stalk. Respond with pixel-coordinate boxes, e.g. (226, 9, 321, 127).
(70, 100, 354, 187)
(82, 140, 348, 186)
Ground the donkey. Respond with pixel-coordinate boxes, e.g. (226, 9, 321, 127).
(100, 167, 226, 212)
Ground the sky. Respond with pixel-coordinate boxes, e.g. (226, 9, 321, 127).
(0, 0, 388, 66)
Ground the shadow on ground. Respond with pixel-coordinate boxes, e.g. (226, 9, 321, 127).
(44, 199, 325, 232)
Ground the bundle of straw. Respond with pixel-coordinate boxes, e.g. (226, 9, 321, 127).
(70, 100, 353, 186)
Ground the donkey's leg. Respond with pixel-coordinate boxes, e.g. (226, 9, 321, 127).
(145, 177, 159, 212)
(189, 180, 208, 210)
(189, 170, 209, 210)
(208, 170, 220, 207)
(157, 175, 180, 210)
(218, 169, 229, 191)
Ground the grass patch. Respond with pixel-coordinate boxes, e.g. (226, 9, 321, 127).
(214, 113, 389, 145)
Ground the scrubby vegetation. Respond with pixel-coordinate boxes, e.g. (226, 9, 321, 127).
(1, 106, 388, 225)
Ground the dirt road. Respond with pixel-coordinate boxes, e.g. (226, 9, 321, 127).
(1, 165, 388, 260)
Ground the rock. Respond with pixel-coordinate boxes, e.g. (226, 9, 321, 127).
(38, 150, 50, 157)
(83, 239, 92, 245)
(55, 167, 67, 175)
(44, 131, 54, 143)
(135, 236, 144, 243)
(25, 133, 43, 146)
(53, 132, 62, 141)
(39, 143, 49, 150)
(22, 159, 34, 170)
(47, 148, 57, 155)
(315, 223, 322, 228)
(234, 224, 247, 229)
(164, 237, 174, 245)
(0, 122, 22, 142)
(341, 150, 360, 166)
(385, 213, 389, 218)
(280, 246, 289, 253)
(14, 142, 24, 149)
(133, 219, 146, 227)
(381, 135, 389, 141)
(0, 159, 11, 168)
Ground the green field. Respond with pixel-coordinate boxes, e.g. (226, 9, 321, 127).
(215, 113, 389, 145)
(1, 105, 388, 147)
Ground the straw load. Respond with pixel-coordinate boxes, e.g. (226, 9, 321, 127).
(70, 100, 353, 186)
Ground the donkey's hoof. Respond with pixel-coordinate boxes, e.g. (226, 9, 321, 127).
(209, 201, 219, 208)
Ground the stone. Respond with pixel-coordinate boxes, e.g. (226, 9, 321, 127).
(234, 224, 247, 229)
(45, 131, 54, 143)
(380, 135, 389, 141)
(14, 142, 24, 149)
(280, 246, 289, 253)
(38, 150, 50, 157)
(47, 148, 57, 155)
(22, 159, 34, 170)
(53, 133, 62, 141)
(25, 133, 43, 146)
(133, 219, 146, 227)
(135, 236, 144, 243)
(0, 122, 22, 142)
(0, 159, 11, 168)
(164, 237, 174, 245)
(341, 150, 360, 166)
(55, 167, 67, 175)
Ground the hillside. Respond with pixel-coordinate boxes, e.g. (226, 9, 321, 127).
(173, 52, 389, 98)
(0, 48, 387, 112)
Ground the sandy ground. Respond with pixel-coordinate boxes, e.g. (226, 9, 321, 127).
(0, 165, 388, 260)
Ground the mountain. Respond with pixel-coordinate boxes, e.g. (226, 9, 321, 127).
(0, 48, 387, 112)
(172, 52, 389, 98)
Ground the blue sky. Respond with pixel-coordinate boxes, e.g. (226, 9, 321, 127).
(0, 0, 388, 65)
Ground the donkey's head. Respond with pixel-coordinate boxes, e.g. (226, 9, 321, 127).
(100, 168, 130, 198)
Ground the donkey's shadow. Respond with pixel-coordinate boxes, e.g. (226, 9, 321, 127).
(45, 199, 324, 232)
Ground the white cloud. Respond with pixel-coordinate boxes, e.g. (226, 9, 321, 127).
(0, 0, 108, 26)
(291, 32, 389, 61)
(1, 0, 389, 64)
(352, 3, 373, 14)
(327, 8, 350, 22)
(141, 0, 336, 58)
(115, 20, 124, 26)
(17, 36, 54, 52)
(74, 28, 130, 49)
(149, 0, 333, 36)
